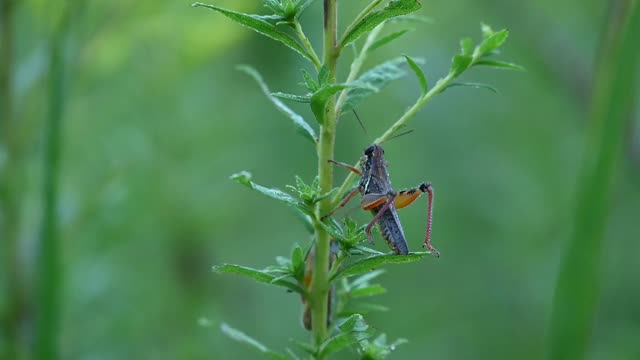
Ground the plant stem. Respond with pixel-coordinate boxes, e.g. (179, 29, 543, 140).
(0, 1, 25, 359)
(293, 20, 322, 70)
(310, 0, 338, 353)
(331, 73, 455, 206)
(36, 19, 67, 360)
(547, 2, 640, 360)
(334, 23, 384, 118)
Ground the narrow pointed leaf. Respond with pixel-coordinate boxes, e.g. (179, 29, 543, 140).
(351, 284, 387, 298)
(474, 59, 525, 71)
(192, 3, 314, 63)
(213, 264, 305, 294)
(271, 92, 311, 103)
(230, 171, 299, 206)
(238, 66, 317, 143)
(403, 55, 428, 95)
(350, 269, 386, 288)
(331, 252, 430, 281)
(443, 82, 499, 94)
(220, 323, 288, 360)
(369, 29, 414, 52)
(340, 0, 422, 47)
(474, 29, 509, 58)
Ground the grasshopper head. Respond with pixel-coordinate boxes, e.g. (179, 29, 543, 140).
(364, 144, 384, 158)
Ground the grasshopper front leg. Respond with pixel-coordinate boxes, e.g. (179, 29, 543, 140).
(394, 182, 439, 257)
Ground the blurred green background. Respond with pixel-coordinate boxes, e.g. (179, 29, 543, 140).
(1, 0, 639, 359)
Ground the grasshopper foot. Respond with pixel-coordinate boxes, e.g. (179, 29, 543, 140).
(424, 243, 441, 257)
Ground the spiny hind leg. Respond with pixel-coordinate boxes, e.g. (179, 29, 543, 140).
(394, 182, 440, 257)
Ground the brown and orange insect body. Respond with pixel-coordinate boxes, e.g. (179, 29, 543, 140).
(326, 144, 439, 256)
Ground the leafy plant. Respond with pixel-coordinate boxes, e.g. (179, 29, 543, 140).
(193, 1, 520, 358)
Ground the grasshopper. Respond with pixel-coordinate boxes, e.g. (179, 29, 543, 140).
(325, 144, 439, 256)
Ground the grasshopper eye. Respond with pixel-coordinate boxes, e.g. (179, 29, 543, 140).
(364, 145, 375, 156)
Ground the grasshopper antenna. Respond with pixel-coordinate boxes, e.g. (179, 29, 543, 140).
(382, 129, 414, 143)
(351, 109, 368, 135)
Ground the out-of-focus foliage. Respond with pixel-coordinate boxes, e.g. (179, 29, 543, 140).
(1, 0, 639, 359)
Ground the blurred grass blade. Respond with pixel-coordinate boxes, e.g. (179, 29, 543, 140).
(547, 3, 640, 360)
(192, 3, 314, 63)
(403, 54, 427, 94)
(220, 323, 288, 360)
(340, 0, 421, 48)
(238, 65, 317, 143)
(331, 252, 429, 281)
(213, 264, 305, 294)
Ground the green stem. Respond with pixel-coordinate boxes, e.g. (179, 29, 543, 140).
(331, 72, 455, 206)
(36, 22, 66, 360)
(0, 1, 25, 359)
(547, 2, 640, 360)
(293, 20, 322, 71)
(310, 0, 338, 353)
(334, 23, 385, 118)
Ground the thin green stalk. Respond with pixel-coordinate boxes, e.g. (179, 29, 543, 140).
(293, 20, 322, 70)
(331, 73, 455, 206)
(310, 0, 338, 352)
(334, 23, 385, 117)
(35, 23, 66, 360)
(547, 2, 640, 360)
(0, 1, 25, 359)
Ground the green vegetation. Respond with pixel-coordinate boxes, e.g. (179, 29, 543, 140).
(1, 1, 638, 359)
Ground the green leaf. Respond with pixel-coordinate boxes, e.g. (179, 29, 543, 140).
(460, 37, 474, 56)
(474, 29, 509, 58)
(220, 323, 288, 360)
(318, 314, 372, 358)
(358, 333, 408, 360)
(351, 284, 387, 298)
(442, 82, 499, 94)
(331, 252, 430, 281)
(387, 14, 433, 24)
(230, 171, 300, 206)
(474, 59, 525, 71)
(311, 84, 349, 124)
(192, 3, 314, 63)
(350, 269, 386, 288)
(213, 264, 305, 294)
(403, 55, 428, 95)
(340, 302, 389, 315)
(344, 57, 420, 112)
(301, 69, 319, 92)
(480, 22, 494, 39)
(238, 66, 317, 143)
(340, 0, 422, 48)
(450, 54, 473, 77)
(271, 92, 311, 103)
(369, 29, 414, 52)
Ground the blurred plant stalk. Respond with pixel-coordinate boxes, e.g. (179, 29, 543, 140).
(1, 1, 27, 359)
(547, 1, 640, 359)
